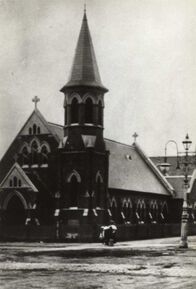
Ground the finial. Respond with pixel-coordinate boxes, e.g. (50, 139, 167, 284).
(132, 132, 139, 143)
(83, 2, 87, 20)
(32, 96, 40, 110)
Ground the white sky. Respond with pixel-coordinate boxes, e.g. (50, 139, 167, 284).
(0, 0, 196, 159)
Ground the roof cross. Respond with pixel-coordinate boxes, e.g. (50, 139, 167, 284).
(132, 132, 139, 143)
(32, 96, 40, 109)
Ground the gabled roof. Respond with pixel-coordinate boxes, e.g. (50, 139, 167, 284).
(0, 162, 38, 192)
(26, 119, 173, 196)
(61, 11, 108, 92)
(105, 139, 174, 196)
(19, 108, 60, 142)
(0, 109, 61, 183)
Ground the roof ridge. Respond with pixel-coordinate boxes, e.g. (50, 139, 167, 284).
(0, 162, 38, 192)
(134, 143, 175, 196)
(105, 138, 135, 148)
(48, 122, 64, 128)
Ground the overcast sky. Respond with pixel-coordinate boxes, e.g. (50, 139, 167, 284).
(0, 0, 196, 159)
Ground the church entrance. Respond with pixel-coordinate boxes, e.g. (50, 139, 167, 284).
(4, 193, 26, 225)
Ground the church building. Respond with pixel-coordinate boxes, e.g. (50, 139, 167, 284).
(0, 11, 191, 241)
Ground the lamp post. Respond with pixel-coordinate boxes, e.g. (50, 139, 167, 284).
(159, 135, 193, 249)
(158, 140, 180, 176)
(179, 134, 192, 248)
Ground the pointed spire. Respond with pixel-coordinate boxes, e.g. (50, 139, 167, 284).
(61, 10, 108, 92)
(84, 3, 87, 18)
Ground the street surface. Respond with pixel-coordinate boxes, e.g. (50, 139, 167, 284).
(0, 236, 196, 288)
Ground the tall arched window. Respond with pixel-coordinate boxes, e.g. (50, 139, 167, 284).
(136, 200, 146, 224)
(161, 202, 168, 222)
(110, 198, 117, 223)
(150, 201, 158, 223)
(33, 124, 37, 135)
(21, 146, 29, 166)
(71, 98, 79, 123)
(29, 127, 32, 135)
(122, 200, 132, 223)
(18, 179, 21, 187)
(85, 98, 93, 123)
(31, 140, 39, 165)
(41, 145, 49, 165)
(13, 176, 17, 187)
(98, 100, 102, 125)
(69, 175, 79, 207)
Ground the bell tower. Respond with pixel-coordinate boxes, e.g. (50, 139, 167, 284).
(60, 10, 108, 151)
(59, 10, 109, 228)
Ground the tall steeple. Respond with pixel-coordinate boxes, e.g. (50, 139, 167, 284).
(58, 10, 109, 228)
(61, 10, 108, 93)
(60, 9, 108, 152)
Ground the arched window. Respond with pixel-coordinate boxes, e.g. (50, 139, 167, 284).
(150, 201, 158, 223)
(33, 124, 37, 135)
(18, 179, 21, 187)
(9, 180, 13, 187)
(110, 198, 117, 223)
(69, 175, 79, 207)
(40, 145, 49, 165)
(13, 176, 17, 187)
(29, 127, 32, 135)
(122, 199, 132, 223)
(85, 98, 93, 123)
(21, 146, 29, 166)
(98, 100, 102, 125)
(161, 202, 168, 222)
(71, 98, 79, 123)
(136, 200, 146, 224)
(31, 140, 39, 165)
(37, 126, 41, 134)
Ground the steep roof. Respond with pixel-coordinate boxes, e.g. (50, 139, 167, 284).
(19, 108, 59, 142)
(48, 122, 64, 141)
(105, 139, 174, 196)
(0, 109, 60, 183)
(39, 121, 173, 196)
(61, 11, 108, 92)
(0, 162, 38, 192)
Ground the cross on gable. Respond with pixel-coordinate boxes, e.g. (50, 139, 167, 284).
(32, 96, 40, 109)
(132, 132, 139, 143)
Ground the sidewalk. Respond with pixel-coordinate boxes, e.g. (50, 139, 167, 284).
(1, 235, 196, 257)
